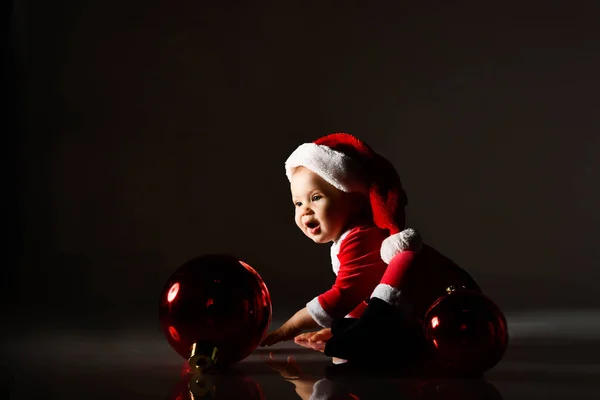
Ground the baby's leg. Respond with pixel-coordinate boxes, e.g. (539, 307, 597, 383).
(330, 317, 358, 335)
(324, 251, 424, 361)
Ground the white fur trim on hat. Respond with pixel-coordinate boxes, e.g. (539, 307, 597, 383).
(380, 228, 422, 264)
(306, 297, 334, 328)
(285, 143, 368, 193)
(371, 283, 404, 307)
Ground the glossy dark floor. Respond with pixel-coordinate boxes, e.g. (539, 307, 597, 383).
(3, 312, 600, 399)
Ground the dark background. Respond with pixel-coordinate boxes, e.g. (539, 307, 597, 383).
(4, 1, 600, 333)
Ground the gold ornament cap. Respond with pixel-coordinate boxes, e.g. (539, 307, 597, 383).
(188, 342, 219, 373)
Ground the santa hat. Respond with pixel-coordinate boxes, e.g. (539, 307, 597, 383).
(285, 133, 422, 264)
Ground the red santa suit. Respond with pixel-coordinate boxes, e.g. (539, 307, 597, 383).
(306, 224, 389, 328)
(307, 224, 481, 328)
(372, 242, 481, 320)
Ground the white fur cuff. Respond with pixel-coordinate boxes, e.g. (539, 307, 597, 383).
(380, 228, 422, 264)
(306, 297, 334, 328)
(371, 283, 403, 307)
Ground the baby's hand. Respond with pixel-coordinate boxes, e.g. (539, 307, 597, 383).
(294, 337, 327, 353)
(294, 328, 332, 344)
(260, 327, 297, 347)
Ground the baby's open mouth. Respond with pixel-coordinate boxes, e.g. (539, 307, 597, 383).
(305, 221, 320, 234)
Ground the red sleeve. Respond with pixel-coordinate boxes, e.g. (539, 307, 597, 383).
(317, 226, 388, 319)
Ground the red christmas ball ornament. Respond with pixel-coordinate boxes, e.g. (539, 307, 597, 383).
(423, 286, 509, 376)
(159, 254, 272, 370)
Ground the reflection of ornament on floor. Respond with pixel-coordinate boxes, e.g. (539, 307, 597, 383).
(423, 286, 509, 376)
(159, 254, 272, 371)
(168, 362, 266, 400)
(188, 374, 214, 400)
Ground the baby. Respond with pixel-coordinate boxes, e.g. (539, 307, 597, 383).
(260, 132, 411, 346)
(261, 133, 480, 363)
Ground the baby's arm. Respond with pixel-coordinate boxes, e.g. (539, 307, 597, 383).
(262, 228, 385, 347)
(261, 307, 319, 347)
(306, 227, 388, 327)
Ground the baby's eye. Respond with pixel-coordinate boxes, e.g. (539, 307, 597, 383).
(312, 195, 322, 202)
(294, 201, 302, 207)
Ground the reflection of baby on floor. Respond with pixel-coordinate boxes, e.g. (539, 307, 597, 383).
(263, 352, 350, 400)
(264, 351, 505, 400)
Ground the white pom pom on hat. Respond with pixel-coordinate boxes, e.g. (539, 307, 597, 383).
(380, 228, 422, 264)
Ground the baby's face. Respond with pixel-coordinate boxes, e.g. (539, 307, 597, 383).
(290, 167, 357, 243)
